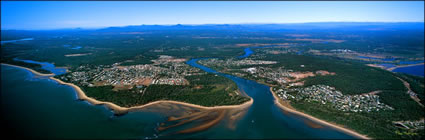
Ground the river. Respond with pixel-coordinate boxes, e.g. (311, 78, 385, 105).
(392, 64, 424, 77)
(1, 38, 34, 44)
(1, 47, 359, 139)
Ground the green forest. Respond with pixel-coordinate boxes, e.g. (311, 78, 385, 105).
(77, 73, 249, 107)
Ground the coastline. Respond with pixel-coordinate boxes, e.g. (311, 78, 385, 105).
(367, 63, 425, 72)
(2, 63, 253, 115)
(52, 78, 254, 114)
(4, 62, 371, 138)
(269, 87, 370, 139)
(387, 63, 424, 71)
(1, 63, 55, 77)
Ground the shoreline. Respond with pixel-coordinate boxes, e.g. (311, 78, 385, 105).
(2, 63, 253, 114)
(388, 63, 424, 71)
(269, 87, 370, 139)
(51, 77, 254, 114)
(1, 63, 55, 77)
(367, 63, 424, 72)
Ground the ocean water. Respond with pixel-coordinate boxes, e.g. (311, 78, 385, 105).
(2, 47, 360, 138)
(1, 65, 162, 139)
(2, 62, 358, 139)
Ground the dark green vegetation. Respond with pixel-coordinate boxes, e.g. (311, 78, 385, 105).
(223, 53, 406, 95)
(2, 23, 424, 71)
(233, 52, 422, 138)
(59, 74, 249, 107)
(2, 23, 424, 139)
(396, 73, 425, 105)
(278, 55, 405, 94)
(254, 53, 423, 139)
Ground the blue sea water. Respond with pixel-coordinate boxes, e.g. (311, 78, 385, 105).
(2, 46, 360, 139)
(1, 64, 162, 139)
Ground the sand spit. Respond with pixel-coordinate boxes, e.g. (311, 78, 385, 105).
(1, 63, 55, 77)
(270, 87, 370, 139)
(50, 76, 254, 115)
(387, 63, 425, 71)
(3, 63, 253, 115)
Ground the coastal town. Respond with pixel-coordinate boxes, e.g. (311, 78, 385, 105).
(56, 55, 202, 92)
(199, 57, 336, 87)
(272, 85, 394, 112)
(198, 58, 277, 68)
(2, 1, 424, 139)
(198, 58, 405, 113)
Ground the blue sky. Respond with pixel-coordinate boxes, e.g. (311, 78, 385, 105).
(1, 1, 424, 30)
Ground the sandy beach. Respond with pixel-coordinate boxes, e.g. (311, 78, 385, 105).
(270, 87, 370, 139)
(3, 62, 367, 138)
(50, 77, 253, 114)
(1, 63, 55, 77)
(3, 63, 253, 115)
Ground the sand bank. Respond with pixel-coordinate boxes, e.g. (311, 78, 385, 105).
(1, 63, 55, 77)
(270, 87, 370, 139)
(4, 63, 253, 115)
(49, 77, 253, 114)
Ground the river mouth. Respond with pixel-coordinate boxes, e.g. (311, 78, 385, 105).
(177, 58, 359, 139)
(2, 50, 359, 139)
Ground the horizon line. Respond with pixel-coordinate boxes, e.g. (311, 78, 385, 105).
(2, 21, 424, 31)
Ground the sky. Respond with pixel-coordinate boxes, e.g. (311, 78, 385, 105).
(1, 1, 424, 30)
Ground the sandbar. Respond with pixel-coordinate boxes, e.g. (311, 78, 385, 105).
(50, 76, 253, 114)
(3, 63, 253, 115)
(1, 63, 55, 77)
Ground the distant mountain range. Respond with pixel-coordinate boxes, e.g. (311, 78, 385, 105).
(96, 22, 423, 32)
(2, 22, 424, 32)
